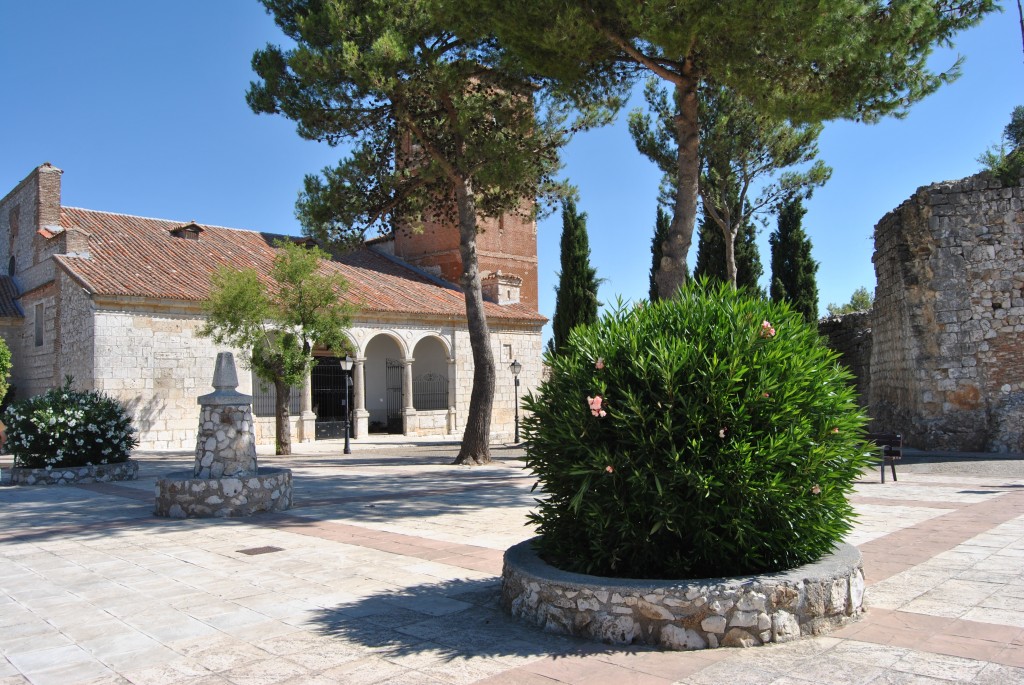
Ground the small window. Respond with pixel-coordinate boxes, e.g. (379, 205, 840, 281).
(34, 303, 44, 346)
(503, 344, 512, 361)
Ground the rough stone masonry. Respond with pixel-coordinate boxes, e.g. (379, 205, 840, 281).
(870, 172, 1024, 452)
(154, 352, 292, 517)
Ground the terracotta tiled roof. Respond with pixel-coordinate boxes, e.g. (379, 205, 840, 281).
(54, 208, 545, 323)
(0, 275, 22, 318)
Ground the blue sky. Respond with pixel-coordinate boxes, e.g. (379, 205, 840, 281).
(2, 2, 1021, 340)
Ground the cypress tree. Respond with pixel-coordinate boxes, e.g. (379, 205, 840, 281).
(550, 198, 601, 353)
(769, 197, 819, 321)
(649, 206, 671, 301)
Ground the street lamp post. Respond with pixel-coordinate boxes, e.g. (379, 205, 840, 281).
(340, 355, 353, 454)
(510, 359, 522, 443)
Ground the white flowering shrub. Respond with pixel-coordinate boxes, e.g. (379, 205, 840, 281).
(3, 379, 138, 469)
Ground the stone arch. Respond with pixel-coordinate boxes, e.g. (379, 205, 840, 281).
(363, 332, 408, 433)
(411, 335, 451, 411)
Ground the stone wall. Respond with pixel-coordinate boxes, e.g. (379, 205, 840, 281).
(502, 540, 864, 650)
(871, 173, 1024, 452)
(453, 325, 543, 442)
(92, 307, 230, 450)
(818, 311, 872, 404)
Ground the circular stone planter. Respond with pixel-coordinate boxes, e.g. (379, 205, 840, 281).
(10, 459, 139, 486)
(154, 467, 292, 518)
(502, 538, 864, 650)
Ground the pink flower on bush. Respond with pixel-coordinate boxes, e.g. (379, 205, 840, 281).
(831, 427, 840, 434)
(759, 320, 776, 338)
(811, 484, 822, 495)
(595, 357, 605, 370)
(605, 465, 614, 473)
(762, 392, 770, 398)
(587, 395, 607, 418)
(719, 427, 727, 438)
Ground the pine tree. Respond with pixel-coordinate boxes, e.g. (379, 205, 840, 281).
(649, 206, 670, 301)
(551, 198, 601, 354)
(769, 197, 819, 322)
(470, 0, 994, 297)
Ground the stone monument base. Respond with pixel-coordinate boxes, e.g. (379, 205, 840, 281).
(154, 467, 292, 518)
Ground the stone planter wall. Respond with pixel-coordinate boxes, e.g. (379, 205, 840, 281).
(10, 459, 139, 486)
(154, 467, 292, 518)
(502, 539, 864, 650)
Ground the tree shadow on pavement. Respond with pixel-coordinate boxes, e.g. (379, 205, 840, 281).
(308, 576, 609, 663)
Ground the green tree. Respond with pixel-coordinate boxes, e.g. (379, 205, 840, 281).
(693, 205, 763, 292)
(200, 240, 355, 456)
(470, 0, 995, 297)
(770, 197, 820, 322)
(247, 1, 611, 464)
(630, 79, 829, 288)
(648, 205, 670, 302)
(550, 198, 601, 354)
(0, 335, 11, 407)
(979, 105, 1024, 186)
(826, 287, 875, 317)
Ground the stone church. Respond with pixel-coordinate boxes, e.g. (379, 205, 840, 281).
(0, 163, 545, 450)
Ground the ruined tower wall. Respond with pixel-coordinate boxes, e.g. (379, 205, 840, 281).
(870, 173, 1024, 452)
(818, 311, 872, 405)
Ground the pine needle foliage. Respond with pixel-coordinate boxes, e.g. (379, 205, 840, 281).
(468, 0, 997, 297)
(523, 281, 871, 579)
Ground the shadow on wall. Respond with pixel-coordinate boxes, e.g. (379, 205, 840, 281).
(121, 394, 165, 436)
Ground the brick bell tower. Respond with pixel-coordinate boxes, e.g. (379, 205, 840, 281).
(392, 206, 539, 311)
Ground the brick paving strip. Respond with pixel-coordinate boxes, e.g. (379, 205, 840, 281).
(837, 487, 1024, 669)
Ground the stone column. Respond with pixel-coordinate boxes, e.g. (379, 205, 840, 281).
(446, 355, 457, 434)
(194, 352, 257, 479)
(297, 371, 316, 443)
(353, 357, 368, 438)
(402, 357, 416, 435)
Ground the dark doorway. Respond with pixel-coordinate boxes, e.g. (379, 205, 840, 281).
(311, 356, 351, 440)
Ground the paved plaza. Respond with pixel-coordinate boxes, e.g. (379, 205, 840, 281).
(1, 441, 1023, 684)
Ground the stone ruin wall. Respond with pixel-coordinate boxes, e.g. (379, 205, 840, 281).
(818, 311, 872, 406)
(870, 173, 1024, 452)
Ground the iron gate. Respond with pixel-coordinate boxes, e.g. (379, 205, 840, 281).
(385, 358, 404, 433)
(311, 356, 351, 439)
(413, 373, 448, 410)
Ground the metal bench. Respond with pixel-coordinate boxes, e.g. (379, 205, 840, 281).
(867, 432, 902, 483)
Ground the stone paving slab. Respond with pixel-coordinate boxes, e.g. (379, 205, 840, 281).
(1, 444, 1024, 684)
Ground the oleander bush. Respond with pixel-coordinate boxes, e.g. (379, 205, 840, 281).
(522, 280, 871, 579)
(3, 378, 138, 469)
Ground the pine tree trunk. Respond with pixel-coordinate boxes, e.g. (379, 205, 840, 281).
(452, 177, 495, 466)
(274, 378, 292, 456)
(657, 68, 700, 299)
(723, 223, 738, 289)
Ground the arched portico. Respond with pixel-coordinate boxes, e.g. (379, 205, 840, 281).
(411, 335, 457, 435)
(361, 333, 408, 434)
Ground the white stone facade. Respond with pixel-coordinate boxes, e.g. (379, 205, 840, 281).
(0, 164, 545, 452)
(37, 300, 542, 451)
